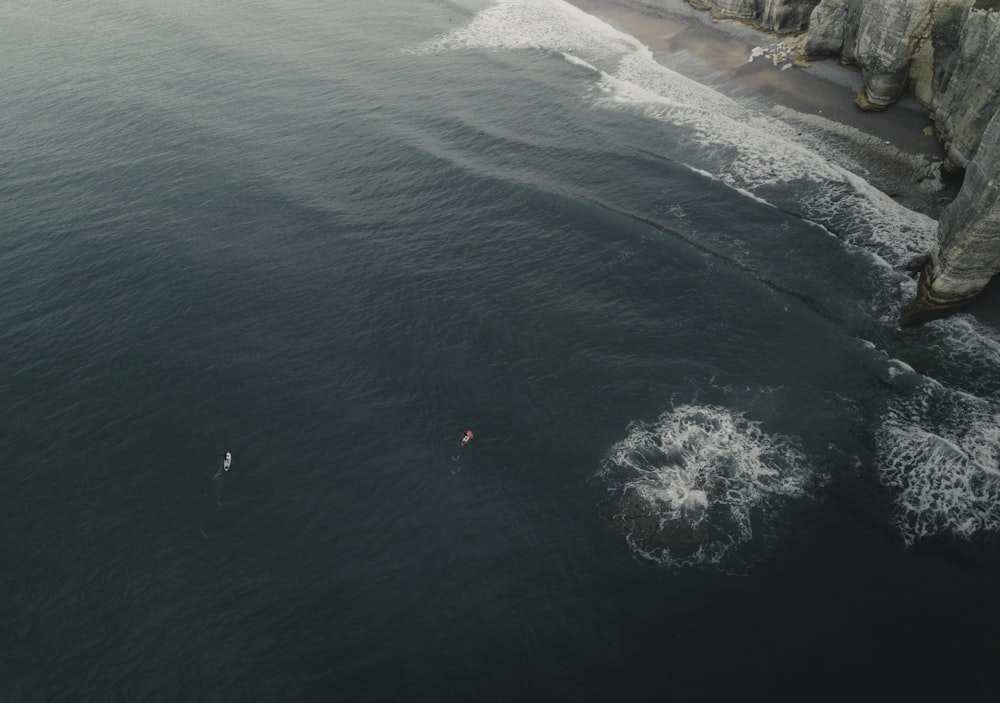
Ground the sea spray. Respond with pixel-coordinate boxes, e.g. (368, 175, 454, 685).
(599, 404, 810, 569)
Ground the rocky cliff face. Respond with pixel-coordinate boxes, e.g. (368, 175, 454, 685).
(676, 0, 1000, 323)
(901, 105, 1000, 324)
(806, 1, 936, 109)
(689, 0, 821, 32)
(927, 4, 1000, 171)
(798, 0, 1000, 173)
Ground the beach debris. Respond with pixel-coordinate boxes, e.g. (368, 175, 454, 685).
(747, 37, 803, 69)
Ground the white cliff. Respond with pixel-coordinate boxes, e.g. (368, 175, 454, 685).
(902, 104, 1000, 323)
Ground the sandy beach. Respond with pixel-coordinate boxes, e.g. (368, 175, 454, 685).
(568, 0, 1000, 329)
(570, 0, 944, 159)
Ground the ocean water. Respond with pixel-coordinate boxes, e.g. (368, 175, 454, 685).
(3, 0, 1000, 699)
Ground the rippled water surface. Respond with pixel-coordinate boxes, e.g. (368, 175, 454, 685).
(3, 0, 1000, 699)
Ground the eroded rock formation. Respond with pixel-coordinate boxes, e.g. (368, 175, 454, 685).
(901, 105, 1000, 324)
(689, 0, 821, 32)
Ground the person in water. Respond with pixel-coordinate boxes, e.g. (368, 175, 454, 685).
(461, 430, 473, 447)
(223, 452, 232, 471)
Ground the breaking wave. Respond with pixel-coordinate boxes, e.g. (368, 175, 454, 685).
(413, 0, 937, 265)
(875, 319, 1000, 546)
(599, 405, 811, 570)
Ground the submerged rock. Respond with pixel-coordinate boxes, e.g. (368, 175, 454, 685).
(614, 486, 710, 548)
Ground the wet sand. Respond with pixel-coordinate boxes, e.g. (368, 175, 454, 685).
(571, 0, 943, 158)
(568, 0, 1000, 330)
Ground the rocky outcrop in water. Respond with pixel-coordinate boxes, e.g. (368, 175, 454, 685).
(901, 105, 1000, 324)
(611, 486, 710, 549)
(678, 0, 1000, 322)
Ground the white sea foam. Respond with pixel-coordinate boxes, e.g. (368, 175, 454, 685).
(559, 51, 597, 72)
(599, 405, 810, 569)
(590, 64, 934, 262)
(879, 394, 1000, 545)
(926, 315, 1000, 382)
(857, 325, 1000, 545)
(414, 0, 937, 265)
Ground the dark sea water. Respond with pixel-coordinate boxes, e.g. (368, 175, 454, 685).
(4, 0, 1000, 700)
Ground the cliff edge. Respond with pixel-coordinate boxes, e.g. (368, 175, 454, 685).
(675, 0, 1000, 324)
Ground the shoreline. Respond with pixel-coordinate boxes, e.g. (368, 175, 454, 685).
(571, 0, 945, 161)
(566, 0, 1000, 330)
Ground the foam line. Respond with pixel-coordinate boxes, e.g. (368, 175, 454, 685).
(414, 0, 937, 265)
